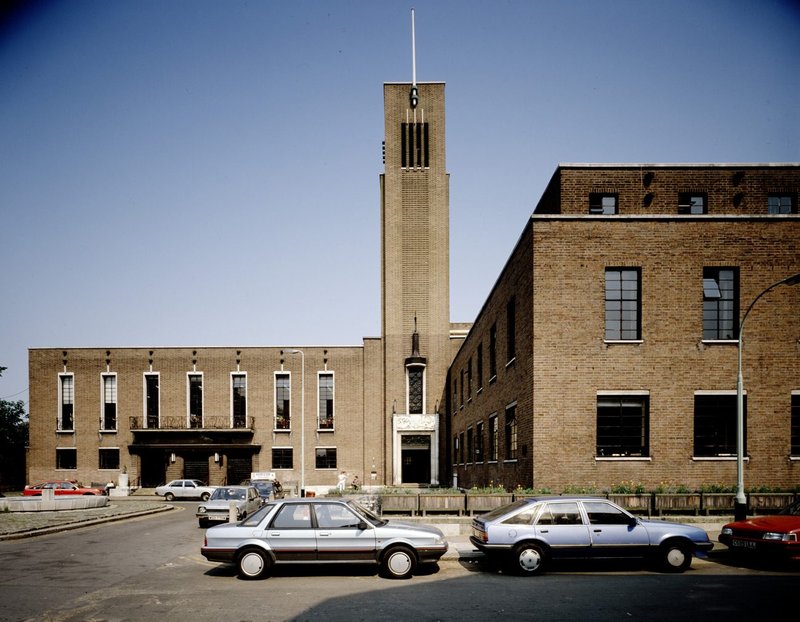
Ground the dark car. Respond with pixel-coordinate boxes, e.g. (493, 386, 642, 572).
(719, 500, 800, 560)
(470, 496, 714, 575)
(201, 498, 448, 580)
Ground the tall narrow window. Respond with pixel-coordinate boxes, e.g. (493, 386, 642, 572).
(407, 366, 424, 415)
(466, 428, 474, 464)
(605, 268, 641, 340)
(144, 374, 159, 429)
(232, 374, 247, 428)
(275, 373, 291, 430)
(188, 374, 203, 428)
(489, 324, 497, 379)
(678, 193, 707, 214)
(476, 343, 483, 392)
(506, 296, 516, 362)
(791, 393, 800, 457)
(694, 393, 744, 457)
(59, 374, 74, 431)
(453, 435, 459, 465)
(101, 374, 117, 431)
(596, 395, 649, 457)
(400, 122, 429, 168)
(466, 357, 473, 399)
(489, 415, 498, 461)
(589, 193, 618, 214)
(459, 369, 465, 407)
(768, 195, 795, 214)
(505, 404, 518, 460)
(703, 267, 738, 340)
(475, 421, 484, 463)
(318, 372, 334, 429)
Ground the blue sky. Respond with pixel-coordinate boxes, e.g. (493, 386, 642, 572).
(1, 0, 798, 404)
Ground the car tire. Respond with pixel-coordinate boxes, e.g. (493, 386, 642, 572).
(510, 542, 547, 576)
(237, 548, 272, 580)
(164, 493, 175, 502)
(380, 546, 417, 579)
(659, 540, 692, 573)
(200, 492, 210, 501)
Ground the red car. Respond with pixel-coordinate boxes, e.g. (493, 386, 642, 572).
(719, 500, 800, 560)
(23, 481, 104, 496)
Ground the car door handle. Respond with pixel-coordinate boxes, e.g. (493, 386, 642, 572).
(270, 532, 282, 536)
(539, 529, 549, 533)
(593, 529, 602, 533)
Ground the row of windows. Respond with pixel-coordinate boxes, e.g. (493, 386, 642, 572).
(57, 371, 336, 433)
(605, 267, 741, 341)
(589, 192, 796, 215)
(453, 393, 800, 465)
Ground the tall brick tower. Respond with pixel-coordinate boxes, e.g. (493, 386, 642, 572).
(380, 75, 449, 485)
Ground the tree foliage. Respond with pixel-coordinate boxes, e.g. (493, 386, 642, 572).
(0, 366, 28, 490)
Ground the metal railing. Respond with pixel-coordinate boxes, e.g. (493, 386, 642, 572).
(129, 415, 254, 430)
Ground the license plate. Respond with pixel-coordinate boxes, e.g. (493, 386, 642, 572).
(731, 538, 756, 549)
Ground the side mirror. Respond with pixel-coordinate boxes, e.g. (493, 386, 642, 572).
(358, 521, 369, 531)
(628, 516, 638, 527)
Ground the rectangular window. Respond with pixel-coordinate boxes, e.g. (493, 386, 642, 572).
(318, 372, 334, 429)
(589, 193, 618, 215)
(101, 374, 117, 431)
(56, 448, 77, 470)
(315, 447, 337, 470)
(144, 374, 159, 429)
(791, 394, 800, 456)
(232, 373, 247, 428)
(605, 268, 641, 340)
(188, 374, 203, 428)
(703, 267, 739, 340)
(453, 435, 459, 465)
(506, 296, 516, 362)
(476, 343, 483, 391)
(596, 395, 649, 457)
(275, 373, 291, 430)
(505, 404, 518, 460)
(489, 415, 498, 461)
(452, 377, 458, 415)
(467, 357, 472, 399)
(460, 369, 465, 407)
(475, 421, 484, 463)
(272, 447, 294, 470)
(489, 324, 497, 379)
(59, 374, 74, 431)
(408, 366, 424, 414)
(401, 122, 429, 168)
(768, 195, 795, 214)
(466, 428, 474, 464)
(99, 448, 120, 470)
(694, 393, 745, 457)
(678, 192, 707, 214)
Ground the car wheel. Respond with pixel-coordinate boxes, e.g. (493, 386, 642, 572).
(237, 548, 272, 580)
(511, 542, 547, 576)
(164, 492, 175, 502)
(200, 492, 210, 501)
(380, 546, 417, 579)
(659, 540, 692, 573)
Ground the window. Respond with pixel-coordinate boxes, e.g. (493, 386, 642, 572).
(99, 448, 120, 470)
(584, 501, 632, 525)
(453, 435, 459, 465)
(694, 393, 745, 457)
(488, 415, 498, 461)
(476, 343, 483, 392)
(315, 447, 337, 470)
(466, 357, 472, 400)
(475, 421, 484, 463)
(188, 374, 203, 428)
(768, 195, 795, 214)
(275, 373, 291, 430)
(505, 403, 518, 461)
(466, 428, 473, 464)
(232, 374, 247, 428)
(703, 267, 738, 340)
(536, 502, 582, 525)
(56, 448, 77, 470)
(678, 193, 707, 214)
(459, 432, 465, 464)
(452, 377, 458, 415)
(272, 503, 312, 529)
(791, 394, 800, 456)
(101, 374, 117, 431)
(59, 374, 74, 431)
(318, 373, 335, 429)
(596, 395, 649, 457)
(489, 323, 497, 379)
(314, 503, 363, 529)
(400, 122, 429, 168)
(144, 374, 159, 429)
(506, 296, 516, 362)
(589, 193, 618, 215)
(272, 447, 293, 470)
(407, 365, 424, 414)
(460, 369, 465, 407)
(605, 268, 641, 340)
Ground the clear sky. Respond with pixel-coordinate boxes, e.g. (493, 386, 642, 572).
(1, 0, 798, 405)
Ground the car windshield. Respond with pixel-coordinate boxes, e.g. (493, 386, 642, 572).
(210, 488, 246, 501)
(346, 500, 385, 527)
(779, 500, 800, 516)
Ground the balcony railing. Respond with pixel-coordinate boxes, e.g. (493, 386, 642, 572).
(129, 415, 254, 430)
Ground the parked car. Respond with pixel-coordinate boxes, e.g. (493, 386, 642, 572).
(23, 481, 104, 496)
(155, 479, 216, 501)
(719, 499, 800, 560)
(470, 496, 714, 575)
(242, 479, 284, 501)
(196, 486, 263, 528)
(201, 498, 448, 580)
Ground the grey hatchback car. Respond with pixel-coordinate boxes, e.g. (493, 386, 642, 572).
(470, 497, 714, 575)
(201, 498, 448, 580)
(196, 485, 263, 528)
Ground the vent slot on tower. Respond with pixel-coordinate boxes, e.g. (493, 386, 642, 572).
(401, 122, 429, 169)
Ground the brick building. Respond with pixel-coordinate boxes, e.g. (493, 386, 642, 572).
(445, 163, 800, 493)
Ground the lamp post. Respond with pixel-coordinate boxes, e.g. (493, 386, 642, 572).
(735, 271, 800, 521)
(284, 349, 305, 497)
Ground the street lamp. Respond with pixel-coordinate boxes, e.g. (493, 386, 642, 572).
(735, 271, 800, 521)
(284, 349, 305, 497)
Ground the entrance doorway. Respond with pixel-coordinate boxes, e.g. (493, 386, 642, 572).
(139, 450, 167, 487)
(400, 434, 431, 484)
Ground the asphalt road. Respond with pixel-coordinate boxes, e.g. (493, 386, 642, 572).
(0, 501, 794, 621)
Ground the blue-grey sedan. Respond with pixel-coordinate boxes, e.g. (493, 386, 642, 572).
(470, 497, 714, 575)
(201, 498, 448, 580)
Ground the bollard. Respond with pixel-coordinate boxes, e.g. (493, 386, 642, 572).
(229, 500, 238, 523)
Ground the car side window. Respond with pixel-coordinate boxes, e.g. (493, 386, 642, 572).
(503, 508, 537, 525)
(271, 504, 312, 529)
(583, 501, 630, 525)
(536, 502, 582, 525)
(314, 504, 363, 529)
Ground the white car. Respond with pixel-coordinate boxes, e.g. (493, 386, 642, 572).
(196, 486, 263, 527)
(155, 479, 216, 501)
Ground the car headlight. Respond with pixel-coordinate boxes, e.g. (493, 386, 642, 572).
(721, 527, 733, 536)
(763, 532, 797, 542)
(198, 507, 207, 513)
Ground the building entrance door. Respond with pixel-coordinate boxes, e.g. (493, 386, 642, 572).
(401, 434, 431, 484)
